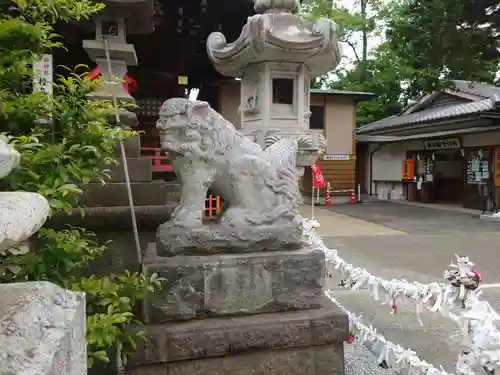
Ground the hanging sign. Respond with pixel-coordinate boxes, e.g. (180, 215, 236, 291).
(402, 159, 414, 180)
(494, 148, 500, 187)
(33, 54, 53, 96)
(424, 138, 460, 150)
(311, 161, 325, 189)
(322, 154, 350, 161)
(178, 76, 188, 85)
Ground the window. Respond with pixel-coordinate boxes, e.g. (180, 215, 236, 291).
(102, 20, 119, 36)
(272, 78, 294, 104)
(309, 106, 324, 129)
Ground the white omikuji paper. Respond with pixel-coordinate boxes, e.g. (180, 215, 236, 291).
(302, 219, 500, 375)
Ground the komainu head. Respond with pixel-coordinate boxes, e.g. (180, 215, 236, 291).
(156, 98, 232, 159)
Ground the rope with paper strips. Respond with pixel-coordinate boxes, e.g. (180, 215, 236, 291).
(327, 291, 454, 375)
(302, 219, 500, 374)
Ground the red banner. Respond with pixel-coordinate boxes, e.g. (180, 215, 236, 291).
(311, 162, 325, 188)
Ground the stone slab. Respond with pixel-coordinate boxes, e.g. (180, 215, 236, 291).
(0, 282, 86, 375)
(115, 134, 141, 158)
(130, 300, 348, 366)
(144, 247, 325, 323)
(128, 344, 344, 375)
(79, 181, 169, 207)
(156, 221, 303, 257)
(46, 204, 177, 231)
(105, 157, 153, 183)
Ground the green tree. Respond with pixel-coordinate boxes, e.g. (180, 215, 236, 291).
(303, 0, 500, 126)
(332, 44, 406, 125)
(384, 0, 500, 99)
(0, 0, 164, 369)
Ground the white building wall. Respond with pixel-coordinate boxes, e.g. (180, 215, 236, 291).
(462, 132, 500, 148)
(366, 140, 424, 200)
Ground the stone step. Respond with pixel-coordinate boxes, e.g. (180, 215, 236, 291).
(143, 247, 325, 323)
(105, 157, 153, 183)
(80, 181, 170, 207)
(114, 134, 141, 158)
(46, 204, 177, 231)
(129, 300, 348, 375)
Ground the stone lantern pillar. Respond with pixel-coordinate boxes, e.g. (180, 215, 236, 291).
(207, 0, 341, 169)
(82, 0, 154, 127)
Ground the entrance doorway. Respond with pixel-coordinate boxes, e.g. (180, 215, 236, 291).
(408, 149, 464, 204)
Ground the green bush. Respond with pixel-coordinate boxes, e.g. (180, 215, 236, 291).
(0, 0, 165, 369)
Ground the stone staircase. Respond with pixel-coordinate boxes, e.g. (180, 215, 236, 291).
(46, 135, 180, 273)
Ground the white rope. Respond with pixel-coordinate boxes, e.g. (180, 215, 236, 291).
(327, 291, 454, 375)
(303, 219, 500, 374)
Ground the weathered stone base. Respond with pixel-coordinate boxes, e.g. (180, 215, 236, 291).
(129, 344, 343, 375)
(128, 301, 348, 375)
(144, 246, 325, 323)
(156, 220, 303, 257)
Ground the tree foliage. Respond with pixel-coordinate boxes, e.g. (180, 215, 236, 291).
(0, 0, 164, 369)
(303, 0, 500, 126)
(384, 0, 500, 100)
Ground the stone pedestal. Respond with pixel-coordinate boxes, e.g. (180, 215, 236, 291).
(128, 245, 349, 375)
(156, 222, 303, 257)
(130, 303, 347, 375)
(0, 282, 86, 375)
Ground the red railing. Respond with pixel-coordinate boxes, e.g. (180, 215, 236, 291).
(140, 147, 173, 172)
(203, 195, 221, 221)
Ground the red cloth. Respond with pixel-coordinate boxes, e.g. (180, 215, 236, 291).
(311, 162, 325, 188)
(87, 67, 137, 95)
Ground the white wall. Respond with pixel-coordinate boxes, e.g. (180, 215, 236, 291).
(463, 132, 500, 147)
(365, 140, 424, 200)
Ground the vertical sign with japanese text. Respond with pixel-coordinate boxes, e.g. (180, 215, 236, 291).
(494, 148, 500, 187)
(33, 54, 53, 96)
(311, 162, 325, 189)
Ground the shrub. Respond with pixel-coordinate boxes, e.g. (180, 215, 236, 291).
(0, 0, 164, 368)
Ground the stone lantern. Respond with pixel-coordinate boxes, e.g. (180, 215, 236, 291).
(207, 0, 341, 169)
(82, 0, 154, 127)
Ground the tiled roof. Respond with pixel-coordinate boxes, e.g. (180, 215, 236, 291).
(310, 88, 375, 101)
(450, 80, 500, 99)
(357, 80, 500, 135)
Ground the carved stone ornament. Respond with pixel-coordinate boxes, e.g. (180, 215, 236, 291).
(206, 3, 341, 77)
(155, 98, 304, 256)
(0, 139, 50, 254)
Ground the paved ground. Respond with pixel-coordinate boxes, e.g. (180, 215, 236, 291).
(301, 202, 500, 374)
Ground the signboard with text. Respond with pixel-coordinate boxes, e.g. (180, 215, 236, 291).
(322, 154, 350, 161)
(494, 148, 500, 187)
(33, 54, 53, 96)
(423, 138, 460, 150)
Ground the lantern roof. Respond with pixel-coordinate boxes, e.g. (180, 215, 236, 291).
(206, 0, 341, 77)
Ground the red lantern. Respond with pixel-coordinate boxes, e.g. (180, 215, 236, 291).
(86, 67, 137, 95)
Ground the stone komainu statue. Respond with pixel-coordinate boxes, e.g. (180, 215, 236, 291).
(156, 98, 303, 231)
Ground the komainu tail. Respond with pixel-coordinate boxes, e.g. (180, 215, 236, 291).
(244, 138, 302, 225)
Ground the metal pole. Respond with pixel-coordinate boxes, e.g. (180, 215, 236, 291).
(311, 179, 315, 220)
(103, 38, 142, 267)
(103, 38, 142, 374)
